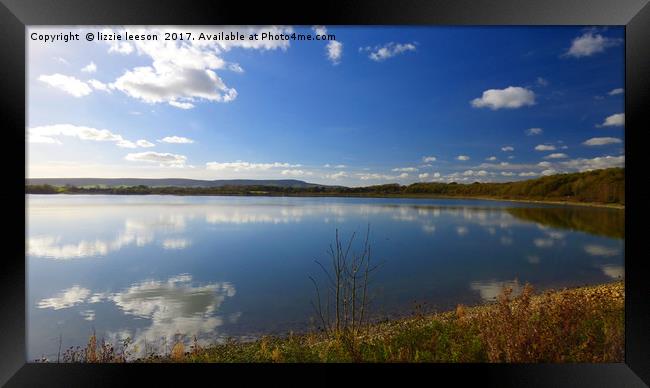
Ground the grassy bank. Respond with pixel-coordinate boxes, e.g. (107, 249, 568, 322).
(55, 281, 624, 363)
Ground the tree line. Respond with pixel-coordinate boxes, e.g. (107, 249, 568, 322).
(26, 167, 624, 205)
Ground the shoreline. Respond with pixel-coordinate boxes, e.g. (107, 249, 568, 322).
(41, 280, 624, 363)
(26, 191, 625, 210)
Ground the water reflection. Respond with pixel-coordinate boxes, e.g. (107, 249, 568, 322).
(27, 195, 624, 360)
(507, 207, 624, 239)
(470, 279, 523, 302)
(36, 274, 237, 356)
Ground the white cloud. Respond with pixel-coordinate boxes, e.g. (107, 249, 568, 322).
(81, 61, 97, 73)
(391, 167, 418, 172)
(312, 26, 342, 65)
(125, 151, 187, 167)
(541, 169, 558, 176)
(422, 156, 437, 163)
(205, 161, 300, 172)
(324, 171, 348, 180)
(608, 88, 624, 96)
(38, 74, 92, 97)
(501, 146, 514, 152)
(526, 127, 543, 136)
(112, 66, 237, 109)
(561, 155, 624, 171)
(418, 173, 429, 179)
(462, 170, 488, 177)
(501, 172, 515, 176)
(598, 113, 625, 127)
(565, 32, 622, 58)
(136, 139, 155, 148)
(87, 79, 110, 92)
(486, 156, 497, 161)
(544, 153, 568, 159)
(159, 136, 194, 144)
(363, 42, 417, 61)
(471, 86, 535, 110)
(535, 144, 556, 151)
(28, 124, 152, 149)
(103, 26, 293, 109)
(327, 41, 343, 65)
(456, 155, 470, 161)
(583, 137, 622, 146)
(281, 169, 311, 176)
(519, 172, 539, 177)
(358, 172, 408, 181)
(538, 161, 552, 167)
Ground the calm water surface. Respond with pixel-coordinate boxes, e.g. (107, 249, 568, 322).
(26, 194, 624, 360)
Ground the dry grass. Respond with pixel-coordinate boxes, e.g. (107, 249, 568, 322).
(43, 281, 623, 363)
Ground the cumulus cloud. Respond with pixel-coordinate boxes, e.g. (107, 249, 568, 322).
(324, 171, 348, 180)
(544, 153, 568, 159)
(418, 173, 429, 179)
(541, 169, 558, 176)
(526, 127, 543, 136)
(598, 113, 625, 127)
(565, 32, 622, 58)
(608, 88, 624, 96)
(205, 161, 301, 172)
(362, 42, 417, 61)
(281, 169, 312, 176)
(28, 124, 153, 149)
(81, 61, 97, 73)
(125, 151, 187, 167)
(158, 136, 194, 144)
(87, 79, 110, 92)
(471, 86, 535, 110)
(358, 172, 409, 181)
(519, 172, 539, 177)
(535, 144, 556, 151)
(501, 146, 514, 152)
(462, 170, 488, 177)
(561, 155, 624, 171)
(38, 74, 92, 97)
(485, 156, 497, 161)
(456, 155, 470, 161)
(101, 26, 293, 108)
(583, 137, 622, 146)
(136, 139, 155, 148)
(312, 26, 342, 65)
(327, 41, 343, 65)
(391, 167, 418, 172)
(422, 156, 437, 163)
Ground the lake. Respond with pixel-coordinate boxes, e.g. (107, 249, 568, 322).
(26, 194, 624, 360)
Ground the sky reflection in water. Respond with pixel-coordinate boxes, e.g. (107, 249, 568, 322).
(27, 195, 624, 360)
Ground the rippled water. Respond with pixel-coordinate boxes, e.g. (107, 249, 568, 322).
(26, 194, 624, 360)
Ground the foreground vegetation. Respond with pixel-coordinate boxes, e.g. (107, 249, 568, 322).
(48, 281, 623, 363)
(26, 168, 624, 206)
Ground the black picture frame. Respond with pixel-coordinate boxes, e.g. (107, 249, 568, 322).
(2, 0, 648, 386)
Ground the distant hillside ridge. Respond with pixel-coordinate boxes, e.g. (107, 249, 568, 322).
(26, 168, 624, 205)
(26, 178, 324, 188)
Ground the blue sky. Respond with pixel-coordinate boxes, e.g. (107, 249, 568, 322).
(27, 26, 624, 186)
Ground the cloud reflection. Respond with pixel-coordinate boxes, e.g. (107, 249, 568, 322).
(470, 279, 523, 301)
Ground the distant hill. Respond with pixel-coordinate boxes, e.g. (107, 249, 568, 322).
(26, 178, 324, 189)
